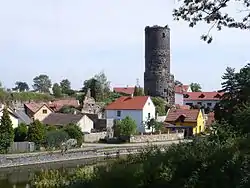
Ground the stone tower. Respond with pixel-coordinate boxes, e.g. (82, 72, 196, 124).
(144, 25, 175, 105)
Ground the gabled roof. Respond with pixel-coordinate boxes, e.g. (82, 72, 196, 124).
(0, 107, 19, 119)
(165, 109, 200, 122)
(113, 87, 135, 95)
(105, 96, 150, 110)
(175, 85, 190, 94)
(42, 113, 86, 126)
(184, 92, 224, 101)
(48, 99, 80, 111)
(24, 103, 53, 113)
(14, 109, 33, 124)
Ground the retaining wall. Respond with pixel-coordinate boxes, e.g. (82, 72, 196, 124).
(84, 132, 107, 142)
(130, 133, 184, 143)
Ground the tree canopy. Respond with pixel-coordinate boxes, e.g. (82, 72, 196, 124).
(190, 82, 202, 92)
(33, 74, 52, 93)
(115, 116, 137, 137)
(82, 71, 110, 102)
(13, 81, 29, 92)
(174, 0, 250, 43)
(52, 83, 62, 98)
(0, 108, 14, 153)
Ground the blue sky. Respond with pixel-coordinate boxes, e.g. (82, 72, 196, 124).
(0, 0, 249, 91)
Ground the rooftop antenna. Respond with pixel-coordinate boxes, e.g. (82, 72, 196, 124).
(136, 78, 140, 87)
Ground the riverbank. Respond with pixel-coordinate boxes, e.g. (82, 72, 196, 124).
(0, 140, 186, 169)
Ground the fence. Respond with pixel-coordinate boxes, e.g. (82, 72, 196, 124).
(8, 142, 35, 153)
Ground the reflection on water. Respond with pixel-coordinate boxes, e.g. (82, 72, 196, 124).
(0, 158, 108, 188)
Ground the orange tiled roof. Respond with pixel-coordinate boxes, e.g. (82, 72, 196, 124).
(105, 96, 149, 110)
(184, 92, 224, 101)
(175, 104, 191, 110)
(165, 108, 200, 122)
(113, 87, 135, 95)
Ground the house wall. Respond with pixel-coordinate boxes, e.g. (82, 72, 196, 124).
(105, 109, 143, 133)
(166, 111, 205, 135)
(77, 115, 94, 133)
(142, 97, 156, 133)
(184, 100, 219, 109)
(175, 93, 184, 105)
(0, 110, 19, 129)
(34, 105, 52, 121)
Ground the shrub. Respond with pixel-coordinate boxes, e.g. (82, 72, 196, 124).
(14, 123, 28, 142)
(27, 120, 46, 147)
(0, 108, 14, 153)
(115, 116, 137, 137)
(45, 130, 69, 148)
(63, 124, 83, 147)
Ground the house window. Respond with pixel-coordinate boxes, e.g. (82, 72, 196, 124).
(42, 109, 47, 114)
(186, 103, 193, 106)
(197, 102, 202, 105)
(148, 113, 151, 119)
(207, 103, 212, 106)
(148, 102, 150, 106)
(117, 110, 121, 117)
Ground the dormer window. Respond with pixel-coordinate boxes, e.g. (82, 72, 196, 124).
(199, 94, 205, 98)
(214, 94, 221, 98)
(184, 94, 189, 98)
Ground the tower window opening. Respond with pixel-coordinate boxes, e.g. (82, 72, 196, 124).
(162, 33, 166, 38)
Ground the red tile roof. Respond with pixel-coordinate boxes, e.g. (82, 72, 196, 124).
(175, 104, 191, 110)
(48, 99, 79, 111)
(105, 96, 150, 110)
(113, 87, 135, 95)
(24, 103, 52, 113)
(165, 109, 200, 122)
(184, 92, 224, 101)
(175, 85, 190, 94)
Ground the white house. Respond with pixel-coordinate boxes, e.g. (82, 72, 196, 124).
(0, 105, 19, 128)
(105, 95, 156, 133)
(184, 92, 223, 109)
(174, 85, 192, 105)
(42, 113, 94, 133)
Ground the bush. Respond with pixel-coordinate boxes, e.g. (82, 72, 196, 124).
(27, 120, 46, 147)
(14, 123, 28, 142)
(63, 124, 83, 147)
(115, 116, 137, 137)
(45, 130, 69, 149)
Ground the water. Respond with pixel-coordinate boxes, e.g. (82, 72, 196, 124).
(0, 157, 109, 188)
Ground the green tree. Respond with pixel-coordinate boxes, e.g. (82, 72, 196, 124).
(0, 108, 14, 153)
(134, 86, 144, 96)
(190, 82, 202, 92)
(27, 120, 46, 146)
(58, 105, 78, 114)
(82, 71, 110, 102)
(33, 74, 52, 93)
(45, 130, 69, 148)
(115, 116, 137, 137)
(63, 124, 83, 147)
(13, 81, 29, 92)
(60, 79, 71, 95)
(175, 80, 183, 86)
(173, 0, 250, 43)
(151, 97, 168, 116)
(52, 83, 62, 98)
(147, 118, 164, 133)
(14, 123, 28, 142)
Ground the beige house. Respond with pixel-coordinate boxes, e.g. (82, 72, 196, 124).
(24, 103, 53, 121)
(0, 105, 19, 128)
(42, 113, 94, 133)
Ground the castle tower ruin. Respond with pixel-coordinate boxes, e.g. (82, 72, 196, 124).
(144, 25, 175, 105)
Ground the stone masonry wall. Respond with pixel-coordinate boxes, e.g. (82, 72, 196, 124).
(83, 132, 107, 143)
(144, 25, 175, 105)
(130, 133, 184, 143)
